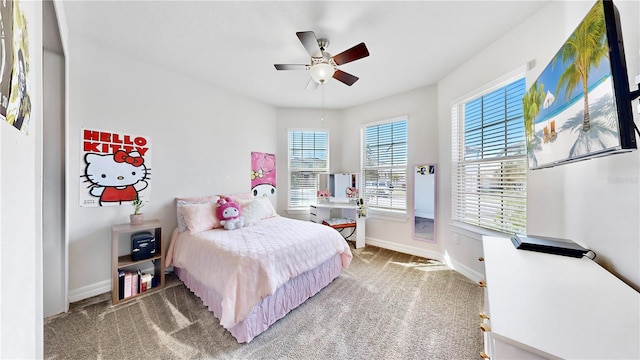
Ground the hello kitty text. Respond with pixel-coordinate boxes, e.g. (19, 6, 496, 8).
(83, 129, 149, 156)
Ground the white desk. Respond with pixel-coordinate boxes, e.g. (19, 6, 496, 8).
(310, 202, 365, 248)
(481, 236, 639, 359)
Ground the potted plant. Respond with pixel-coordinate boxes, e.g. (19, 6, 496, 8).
(130, 197, 146, 224)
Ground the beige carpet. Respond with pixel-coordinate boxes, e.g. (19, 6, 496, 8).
(45, 246, 483, 359)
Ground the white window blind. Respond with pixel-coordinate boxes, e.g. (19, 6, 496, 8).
(451, 77, 527, 234)
(361, 118, 408, 212)
(288, 130, 329, 209)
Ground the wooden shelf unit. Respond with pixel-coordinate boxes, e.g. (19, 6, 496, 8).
(111, 220, 164, 305)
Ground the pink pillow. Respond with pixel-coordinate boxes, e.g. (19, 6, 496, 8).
(178, 202, 221, 234)
(176, 196, 219, 232)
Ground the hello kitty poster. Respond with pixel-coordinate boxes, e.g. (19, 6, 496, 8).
(80, 128, 152, 207)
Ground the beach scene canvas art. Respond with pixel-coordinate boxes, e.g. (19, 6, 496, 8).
(523, 0, 627, 169)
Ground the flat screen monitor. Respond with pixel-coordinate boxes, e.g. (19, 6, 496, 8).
(523, 0, 636, 170)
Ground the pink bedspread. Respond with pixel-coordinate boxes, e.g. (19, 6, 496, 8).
(167, 216, 352, 328)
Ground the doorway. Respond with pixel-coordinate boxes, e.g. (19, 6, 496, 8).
(43, 0, 67, 317)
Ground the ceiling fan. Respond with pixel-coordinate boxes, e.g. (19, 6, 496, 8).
(274, 31, 370, 89)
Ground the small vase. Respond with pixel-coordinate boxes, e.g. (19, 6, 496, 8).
(130, 214, 144, 225)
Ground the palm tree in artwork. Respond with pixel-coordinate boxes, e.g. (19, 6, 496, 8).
(522, 81, 545, 148)
(552, 1, 608, 132)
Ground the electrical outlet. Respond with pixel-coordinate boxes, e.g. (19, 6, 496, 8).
(453, 234, 460, 244)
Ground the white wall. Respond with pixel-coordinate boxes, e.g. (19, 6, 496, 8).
(342, 85, 442, 260)
(438, 1, 640, 289)
(66, 35, 277, 301)
(276, 85, 443, 261)
(0, 1, 43, 357)
(527, 0, 640, 290)
(275, 107, 344, 218)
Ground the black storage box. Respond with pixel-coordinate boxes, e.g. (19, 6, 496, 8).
(131, 231, 156, 261)
(511, 234, 589, 258)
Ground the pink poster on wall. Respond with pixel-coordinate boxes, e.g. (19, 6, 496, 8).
(250, 151, 276, 197)
(80, 128, 152, 207)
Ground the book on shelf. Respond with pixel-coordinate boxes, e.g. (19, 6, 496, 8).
(131, 270, 139, 296)
(118, 270, 125, 300)
(120, 270, 156, 299)
(141, 273, 153, 292)
(124, 272, 132, 298)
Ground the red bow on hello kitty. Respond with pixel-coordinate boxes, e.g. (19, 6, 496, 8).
(114, 150, 144, 167)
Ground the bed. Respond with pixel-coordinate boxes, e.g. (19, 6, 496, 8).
(166, 195, 353, 343)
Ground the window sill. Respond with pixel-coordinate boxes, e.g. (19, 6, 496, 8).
(367, 209, 408, 222)
(286, 208, 309, 216)
(449, 221, 511, 240)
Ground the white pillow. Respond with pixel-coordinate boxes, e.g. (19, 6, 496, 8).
(241, 197, 277, 226)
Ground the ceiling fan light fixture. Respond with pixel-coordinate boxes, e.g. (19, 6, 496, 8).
(310, 63, 335, 84)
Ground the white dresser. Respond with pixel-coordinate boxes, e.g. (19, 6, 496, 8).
(310, 202, 365, 248)
(481, 236, 639, 359)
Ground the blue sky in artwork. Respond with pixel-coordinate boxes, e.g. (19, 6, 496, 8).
(532, 35, 611, 124)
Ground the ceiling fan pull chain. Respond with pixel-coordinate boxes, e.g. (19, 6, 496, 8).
(321, 84, 325, 123)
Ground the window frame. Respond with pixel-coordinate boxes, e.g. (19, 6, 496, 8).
(360, 115, 409, 218)
(287, 129, 330, 211)
(451, 74, 527, 235)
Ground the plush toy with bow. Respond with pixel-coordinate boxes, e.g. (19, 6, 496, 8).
(216, 197, 244, 230)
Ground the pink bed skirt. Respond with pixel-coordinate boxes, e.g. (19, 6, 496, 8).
(175, 254, 343, 343)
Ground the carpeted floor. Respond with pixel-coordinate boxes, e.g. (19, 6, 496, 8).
(45, 246, 483, 359)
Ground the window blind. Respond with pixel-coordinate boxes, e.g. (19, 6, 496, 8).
(361, 119, 408, 212)
(451, 78, 527, 234)
(288, 130, 329, 208)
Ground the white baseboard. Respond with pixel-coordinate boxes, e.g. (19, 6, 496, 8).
(69, 241, 484, 303)
(365, 237, 483, 283)
(68, 263, 159, 304)
(444, 257, 483, 283)
(68, 279, 111, 303)
(365, 237, 445, 263)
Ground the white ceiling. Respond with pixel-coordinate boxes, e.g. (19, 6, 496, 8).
(60, 0, 550, 109)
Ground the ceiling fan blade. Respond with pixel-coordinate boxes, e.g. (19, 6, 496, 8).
(296, 31, 322, 57)
(305, 78, 319, 90)
(333, 69, 359, 86)
(332, 42, 369, 66)
(274, 64, 308, 70)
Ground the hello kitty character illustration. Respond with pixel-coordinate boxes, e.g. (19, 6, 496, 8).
(83, 150, 149, 206)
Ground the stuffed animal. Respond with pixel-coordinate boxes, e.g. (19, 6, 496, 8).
(216, 197, 244, 230)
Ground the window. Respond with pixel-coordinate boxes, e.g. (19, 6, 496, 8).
(361, 117, 408, 214)
(451, 77, 527, 234)
(288, 130, 329, 209)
